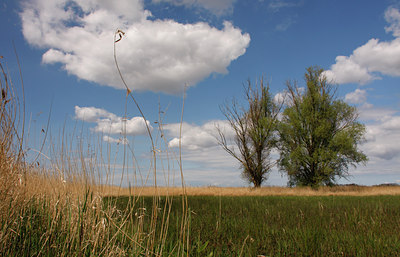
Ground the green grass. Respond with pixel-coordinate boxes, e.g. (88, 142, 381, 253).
(108, 195, 400, 256)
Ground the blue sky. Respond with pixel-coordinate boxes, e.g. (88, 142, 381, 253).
(1, 0, 400, 187)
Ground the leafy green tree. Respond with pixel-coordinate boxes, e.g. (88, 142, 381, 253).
(278, 67, 368, 187)
(217, 78, 281, 187)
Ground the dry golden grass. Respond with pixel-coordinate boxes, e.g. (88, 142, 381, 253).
(19, 175, 400, 199)
(23, 170, 94, 199)
(98, 185, 400, 197)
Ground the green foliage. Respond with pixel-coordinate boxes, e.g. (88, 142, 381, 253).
(218, 79, 281, 187)
(278, 66, 368, 187)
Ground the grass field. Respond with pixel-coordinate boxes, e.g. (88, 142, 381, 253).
(4, 177, 400, 256)
(104, 193, 400, 256)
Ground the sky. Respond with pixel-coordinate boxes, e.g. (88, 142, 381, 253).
(1, 0, 400, 187)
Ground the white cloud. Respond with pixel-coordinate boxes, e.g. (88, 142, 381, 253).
(75, 106, 117, 122)
(74, 106, 152, 138)
(362, 116, 400, 160)
(344, 89, 367, 104)
(354, 96, 400, 161)
(323, 55, 376, 85)
(165, 120, 234, 150)
(102, 135, 128, 145)
(20, 0, 250, 94)
(94, 116, 151, 135)
(323, 7, 400, 85)
(152, 0, 236, 16)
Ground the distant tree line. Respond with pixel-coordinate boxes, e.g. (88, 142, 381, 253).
(217, 66, 368, 188)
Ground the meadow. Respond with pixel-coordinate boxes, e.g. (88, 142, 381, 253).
(102, 192, 400, 256)
(3, 180, 400, 256)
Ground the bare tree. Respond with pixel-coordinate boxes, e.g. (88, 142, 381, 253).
(217, 78, 281, 187)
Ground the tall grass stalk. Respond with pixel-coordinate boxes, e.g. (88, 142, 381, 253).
(113, 29, 190, 256)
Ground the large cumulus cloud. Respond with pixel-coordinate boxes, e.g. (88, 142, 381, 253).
(20, 0, 250, 94)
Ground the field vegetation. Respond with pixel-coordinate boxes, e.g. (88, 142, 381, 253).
(109, 194, 400, 256)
